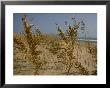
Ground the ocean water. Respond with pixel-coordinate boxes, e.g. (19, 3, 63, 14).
(78, 39, 97, 42)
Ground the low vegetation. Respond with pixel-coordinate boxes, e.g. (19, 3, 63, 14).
(14, 15, 97, 75)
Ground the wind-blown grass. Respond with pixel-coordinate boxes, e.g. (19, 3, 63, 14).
(14, 15, 97, 75)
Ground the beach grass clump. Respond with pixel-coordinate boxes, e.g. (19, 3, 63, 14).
(87, 41, 97, 58)
(55, 18, 89, 75)
(21, 15, 43, 75)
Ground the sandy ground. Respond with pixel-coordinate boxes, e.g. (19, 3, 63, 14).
(14, 40, 97, 75)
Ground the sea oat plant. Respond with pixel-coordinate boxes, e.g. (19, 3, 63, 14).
(21, 15, 43, 75)
(49, 17, 89, 75)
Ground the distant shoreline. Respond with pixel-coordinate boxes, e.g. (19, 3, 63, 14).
(78, 39, 97, 42)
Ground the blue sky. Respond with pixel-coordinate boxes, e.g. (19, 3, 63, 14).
(13, 13, 97, 39)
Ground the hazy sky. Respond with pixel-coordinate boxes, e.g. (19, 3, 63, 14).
(13, 13, 97, 39)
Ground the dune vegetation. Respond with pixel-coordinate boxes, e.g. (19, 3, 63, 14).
(14, 15, 97, 75)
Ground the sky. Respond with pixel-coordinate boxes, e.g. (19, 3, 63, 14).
(13, 13, 97, 39)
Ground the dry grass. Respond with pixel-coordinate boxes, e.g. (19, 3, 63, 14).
(54, 20, 89, 75)
(87, 41, 97, 58)
(14, 15, 97, 75)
